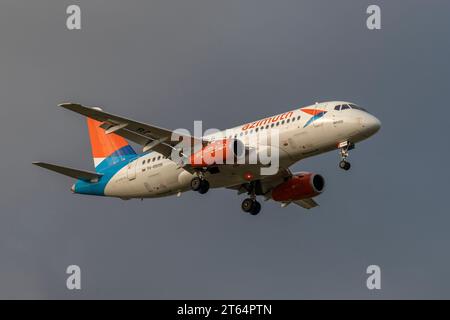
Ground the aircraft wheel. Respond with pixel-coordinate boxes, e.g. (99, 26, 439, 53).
(249, 201, 261, 215)
(241, 198, 255, 213)
(198, 180, 210, 194)
(339, 160, 351, 171)
(241, 198, 261, 215)
(190, 177, 202, 191)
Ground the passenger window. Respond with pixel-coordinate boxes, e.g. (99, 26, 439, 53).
(152, 158, 156, 162)
(287, 119, 290, 123)
(271, 123, 274, 128)
(281, 120, 285, 125)
(157, 156, 161, 160)
(297, 116, 301, 120)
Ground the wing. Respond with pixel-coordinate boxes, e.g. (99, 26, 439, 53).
(228, 168, 320, 209)
(59, 103, 203, 158)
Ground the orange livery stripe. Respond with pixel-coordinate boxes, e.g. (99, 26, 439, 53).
(87, 119, 129, 158)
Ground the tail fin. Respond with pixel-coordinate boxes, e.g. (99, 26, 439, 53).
(87, 116, 136, 172)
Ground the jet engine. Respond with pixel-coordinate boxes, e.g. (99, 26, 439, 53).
(189, 139, 244, 167)
(271, 172, 325, 201)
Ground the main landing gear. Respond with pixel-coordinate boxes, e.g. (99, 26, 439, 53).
(338, 141, 354, 171)
(241, 198, 261, 215)
(191, 173, 262, 215)
(240, 181, 261, 215)
(190, 176, 210, 194)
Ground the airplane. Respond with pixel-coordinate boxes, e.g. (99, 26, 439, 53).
(33, 101, 381, 215)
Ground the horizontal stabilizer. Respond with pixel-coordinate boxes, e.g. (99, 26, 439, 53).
(32, 162, 103, 182)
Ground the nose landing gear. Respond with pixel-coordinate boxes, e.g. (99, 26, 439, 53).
(339, 160, 351, 171)
(338, 141, 354, 171)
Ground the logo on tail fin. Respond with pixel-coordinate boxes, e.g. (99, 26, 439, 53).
(86, 118, 136, 171)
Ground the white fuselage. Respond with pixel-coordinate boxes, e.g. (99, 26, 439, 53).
(103, 101, 381, 199)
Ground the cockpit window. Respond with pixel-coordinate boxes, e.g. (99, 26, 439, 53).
(349, 104, 367, 111)
(335, 103, 368, 112)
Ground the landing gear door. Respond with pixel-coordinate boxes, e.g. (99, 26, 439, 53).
(127, 160, 136, 180)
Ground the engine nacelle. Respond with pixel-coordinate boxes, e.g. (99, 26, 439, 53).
(189, 139, 244, 167)
(271, 172, 325, 202)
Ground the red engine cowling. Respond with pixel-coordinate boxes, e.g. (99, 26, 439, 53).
(271, 172, 325, 202)
(189, 139, 243, 167)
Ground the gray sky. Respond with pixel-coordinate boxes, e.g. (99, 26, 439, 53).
(0, 0, 449, 299)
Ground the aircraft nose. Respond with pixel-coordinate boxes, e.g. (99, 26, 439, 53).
(362, 114, 381, 136)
